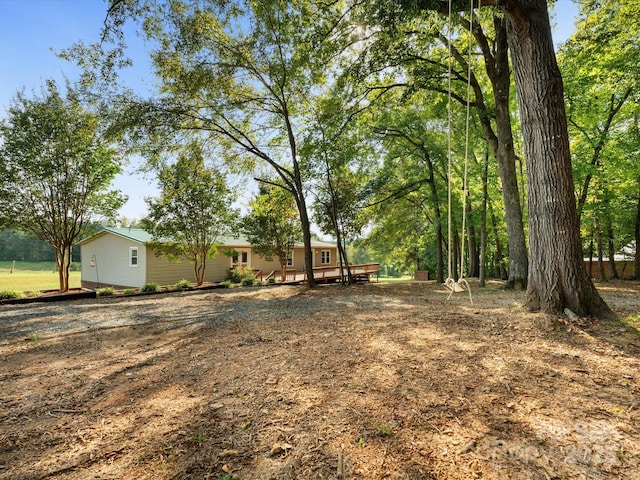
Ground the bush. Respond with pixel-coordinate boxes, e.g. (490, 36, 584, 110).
(229, 266, 255, 284)
(241, 277, 255, 287)
(176, 279, 191, 290)
(0, 289, 21, 300)
(69, 262, 81, 272)
(140, 282, 159, 293)
(267, 276, 276, 285)
(97, 287, 115, 296)
(220, 280, 232, 288)
(123, 288, 136, 295)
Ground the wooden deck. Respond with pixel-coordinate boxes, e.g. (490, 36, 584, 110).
(258, 263, 380, 284)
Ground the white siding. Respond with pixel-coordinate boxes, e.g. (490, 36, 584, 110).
(81, 234, 147, 288)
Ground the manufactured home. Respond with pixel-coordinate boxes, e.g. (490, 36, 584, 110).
(79, 227, 338, 289)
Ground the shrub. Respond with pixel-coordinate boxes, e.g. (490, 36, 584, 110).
(220, 280, 232, 288)
(69, 262, 81, 272)
(97, 287, 115, 296)
(267, 276, 276, 284)
(123, 288, 136, 295)
(229, 266, 255, 284)
(140, 282, 159, 293)
(176, 279, 191, 290)
(0, 289, 21, 300)
(241, 277, 255, 287)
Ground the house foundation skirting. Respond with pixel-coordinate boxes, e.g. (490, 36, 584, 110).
(81, 280, 137, 290)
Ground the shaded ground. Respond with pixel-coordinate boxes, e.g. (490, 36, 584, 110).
(1, 280, 640, 480)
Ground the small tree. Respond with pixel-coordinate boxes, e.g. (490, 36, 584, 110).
(142, 142, 237, 286)
(242, 182, 302, 282)
(0, 80, 125, 291)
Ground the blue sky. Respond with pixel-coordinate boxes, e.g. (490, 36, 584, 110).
(0, 0, 580, 220)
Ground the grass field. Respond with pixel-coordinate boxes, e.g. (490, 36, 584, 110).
(378, 274, 413, 282)
(0, 261, 81, 293)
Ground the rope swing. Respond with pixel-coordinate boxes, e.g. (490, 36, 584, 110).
(444, 0, 473, 304)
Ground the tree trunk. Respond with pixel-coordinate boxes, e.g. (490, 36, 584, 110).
(488, 197, 508, 279)
(424, 147, 445, 283)
(606, 216, 618, 280)
(504, 0, 613, 317)
(474, 14, 529, 288)
(465, 199, 479, 277)
(479, 150, 489, 287)
(636, 176, 640, 280)
(56, 245, 71, 292)
(292, 174, 316, 288)
(194, 249, 206, 286)
(587, 238, 594, 280)
(595, 215, 606, 282)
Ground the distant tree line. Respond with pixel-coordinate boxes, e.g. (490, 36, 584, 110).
(0, 229, 81, 263)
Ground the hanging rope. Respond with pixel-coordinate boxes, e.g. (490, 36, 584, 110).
(444, 0, 474, 305)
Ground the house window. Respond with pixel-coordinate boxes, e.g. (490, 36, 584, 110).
(130, 247, 139, 267)
(321, 250, 331, 265)
(231, 250, 249, 267)
(286, 250, 294, 267)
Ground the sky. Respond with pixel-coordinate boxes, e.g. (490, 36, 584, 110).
(0, 0, 581, 221)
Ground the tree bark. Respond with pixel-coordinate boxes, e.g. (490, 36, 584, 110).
(595, 215, 606, 282)
(503, 0, 613, 317)
(606, 213, 618, 280)
(296, 190, 317, 288)
(479, 151, 489, 287)
(423, 147, 445, 283)
(472, 14, 529, 288)
(636, 176, 640, 280)
(465, 199, 479, 277)
(488, 197, 508, 279)
(56, 245, 71, 293)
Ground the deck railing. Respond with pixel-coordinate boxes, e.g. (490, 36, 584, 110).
(273, 263, 381, 284)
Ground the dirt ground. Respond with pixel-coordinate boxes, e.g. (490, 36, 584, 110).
(1, 280, 640, 480)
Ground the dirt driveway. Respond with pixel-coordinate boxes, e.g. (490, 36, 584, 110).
(1, 281, 640, 479)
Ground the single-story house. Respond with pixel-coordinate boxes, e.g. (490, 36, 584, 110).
(79, 227, 337, 289)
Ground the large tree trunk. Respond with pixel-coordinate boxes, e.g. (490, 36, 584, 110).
(297, 196, 317, 288)
(636, 176, 640, 280)
(504, 0, 613, 317)
(291, 167, 316, 288)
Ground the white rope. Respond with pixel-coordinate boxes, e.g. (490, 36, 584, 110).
(446, 0, 453, 289)
(444, 0, 474, 305)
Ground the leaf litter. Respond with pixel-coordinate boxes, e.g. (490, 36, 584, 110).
(1, 280, 639, 479)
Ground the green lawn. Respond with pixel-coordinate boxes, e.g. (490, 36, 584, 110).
(378, 275, 414, 282)
(0, 261, 81, 293)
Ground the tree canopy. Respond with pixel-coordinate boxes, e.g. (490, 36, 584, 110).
(142, 141, 237, 286)
(0, 80, 125, 291)
(55, 0, 640, 316)
(242, 182, 302, 282)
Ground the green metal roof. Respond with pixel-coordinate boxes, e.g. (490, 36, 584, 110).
(77, 227, 152, 245)
(80, 226, 336, 248)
